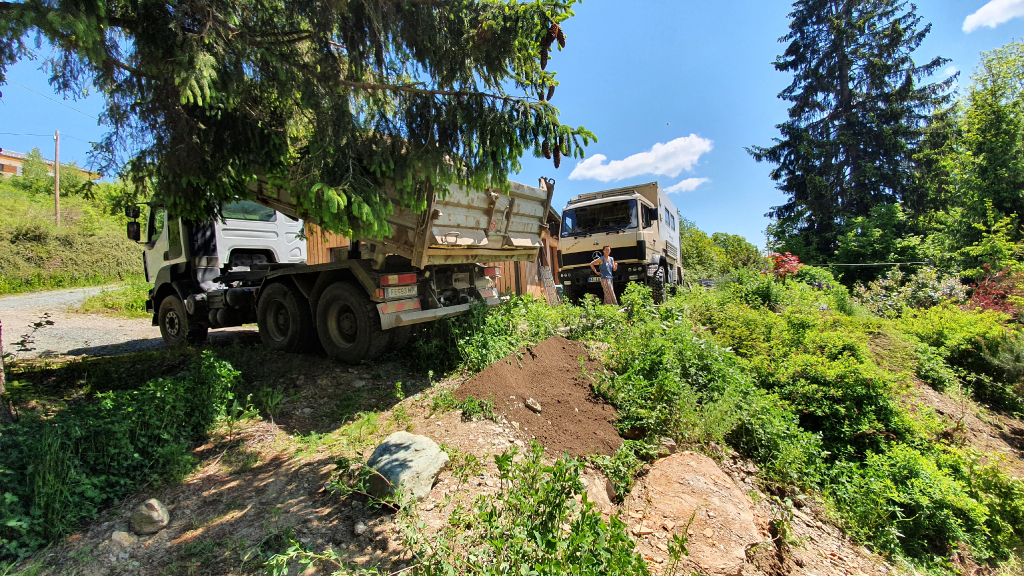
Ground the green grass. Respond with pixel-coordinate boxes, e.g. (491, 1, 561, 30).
(0, 184, 143, 295)
(79, 275, 151, 317)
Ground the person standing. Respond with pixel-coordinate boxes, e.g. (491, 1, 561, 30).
(590, 245, 618, 305)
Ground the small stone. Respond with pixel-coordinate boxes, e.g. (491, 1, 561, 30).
(484, 479, 495, 487)
(657, 437, 678, 457)
(512, 422, 520, 430)
(633, 525, 654, 535)
(423, 503, 435, 511)
(353, 379, 366, 388)
(663, 520, 676, 531)
(362, 373, 372, 379)
(703, 528, 714, 538)
(525, 398, 542, 413)
(628, 511, 644, 519)
(354, 521, 368, 536)
(111, 531, 136, 547)
(656, 543, 668, 552)
(130, 499, 169, 535)
(301, 408, 312, 415)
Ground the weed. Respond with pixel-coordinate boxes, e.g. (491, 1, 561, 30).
(431, 389, 495, 421)
(0, 352, 238, 560)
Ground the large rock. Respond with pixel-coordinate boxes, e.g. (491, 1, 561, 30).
(366, 432, 449, 503)
(129, 499, 169, 535)
(625, 452, 767, 575)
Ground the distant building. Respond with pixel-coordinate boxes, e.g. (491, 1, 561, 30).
(0, 148, 100, 179)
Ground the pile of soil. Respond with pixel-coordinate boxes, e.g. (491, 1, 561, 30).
(454, 336, 622, 457)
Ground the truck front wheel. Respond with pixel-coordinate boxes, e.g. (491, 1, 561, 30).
(316, 281, 389, 364)
(258, 282, 317, 353)
(158, 294, 208, 348)
(647, 264, 666, 304)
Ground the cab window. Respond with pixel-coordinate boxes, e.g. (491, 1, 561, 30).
(222, 200, 277, 222)
(148, 207, 165, 243)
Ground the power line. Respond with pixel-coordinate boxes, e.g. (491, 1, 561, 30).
(1, 131, 95, 143)
(6, 81, 98, 120)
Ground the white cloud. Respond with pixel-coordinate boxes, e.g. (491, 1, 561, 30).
(964, 0, 1024, 32)
(665, 178, 710, 194)
(568, 135, 713, 182)
(943, 66, 959, 78)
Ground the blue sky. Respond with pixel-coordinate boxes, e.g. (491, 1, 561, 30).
(2, 0, 1023, 246)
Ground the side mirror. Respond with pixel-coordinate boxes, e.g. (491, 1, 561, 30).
(125, 205, 141, 219)
(127, 221, 141, 242)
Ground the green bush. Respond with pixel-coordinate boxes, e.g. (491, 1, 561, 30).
(828, 444, 1024, 563)
(0, 352, 238, 559)
(854, 268, 969, 319)
(410, 444, 651, 576)
(411, 296, 561, 374)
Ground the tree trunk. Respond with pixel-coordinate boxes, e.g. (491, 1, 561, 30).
(0, 317, 13, 423)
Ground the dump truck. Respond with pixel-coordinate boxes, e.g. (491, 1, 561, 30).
(126, 178, 554, 363)
(556, 182, 681, 303)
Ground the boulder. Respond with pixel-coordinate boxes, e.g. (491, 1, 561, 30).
(626, 452, 767, 575)
(657, 437, 678, 457)
(366, 432, 449, 503)
(129, 499, 169, 535)
(581, 470, 616, 510)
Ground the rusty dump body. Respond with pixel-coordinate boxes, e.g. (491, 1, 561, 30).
(250, 178, 554, 268)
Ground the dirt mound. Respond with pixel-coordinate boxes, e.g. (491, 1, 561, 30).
(454, 336, 621, 457)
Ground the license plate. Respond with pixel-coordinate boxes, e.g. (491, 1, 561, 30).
(384, 285, 418, 298)
(588, 277, 601, 283)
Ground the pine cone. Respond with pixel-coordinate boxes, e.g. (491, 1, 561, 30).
(557, 28, 566, 48)
(553, 145, 561, 169)
(547, 85, 555, 101)
(540, 48, 548, 70)
(542, 139, 552, 159)
(537, 89, 545, 101)
(542, 22, 559, 49)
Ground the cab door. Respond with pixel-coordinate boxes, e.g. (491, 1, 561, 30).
(142, 206, 186, 283)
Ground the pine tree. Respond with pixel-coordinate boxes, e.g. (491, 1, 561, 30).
(748, 0, 952, 260)
(0, 1, 594, 236)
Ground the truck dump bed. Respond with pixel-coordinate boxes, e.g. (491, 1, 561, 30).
(250, 179, 553, 268)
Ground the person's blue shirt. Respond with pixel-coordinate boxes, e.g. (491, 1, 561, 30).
(600, 256, 615, 279)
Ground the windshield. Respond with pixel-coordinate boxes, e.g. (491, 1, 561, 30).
(561, 200, 638, 237)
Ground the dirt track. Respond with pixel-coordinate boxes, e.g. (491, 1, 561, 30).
(0, 285, 257, 358)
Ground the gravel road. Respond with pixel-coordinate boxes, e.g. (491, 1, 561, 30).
(0, 285, 257, 358)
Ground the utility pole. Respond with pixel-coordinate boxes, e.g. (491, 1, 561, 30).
(54, 130, 60, 226)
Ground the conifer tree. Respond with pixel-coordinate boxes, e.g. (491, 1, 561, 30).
(0, 1, 593, 236)
(748, 0, 952, 260)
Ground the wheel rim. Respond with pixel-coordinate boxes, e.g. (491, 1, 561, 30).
(165, 310, 181, 338)
(327, 301, 358, 348)
(265, 299, 291, 342)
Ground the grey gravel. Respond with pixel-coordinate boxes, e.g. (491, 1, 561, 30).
(0, 285, 257, 358)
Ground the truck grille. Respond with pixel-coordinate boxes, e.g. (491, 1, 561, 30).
(560, 244, 641, 267)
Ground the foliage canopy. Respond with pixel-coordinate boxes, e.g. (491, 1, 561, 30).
(0, 0, 593, 236)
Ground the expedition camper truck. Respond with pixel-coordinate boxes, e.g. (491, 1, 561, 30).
(127, 178, 554, 363)
(557, 182, 681, 303)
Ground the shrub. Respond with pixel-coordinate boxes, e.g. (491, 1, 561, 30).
(410, 296, 561, 374)
(409, 444, 650, 576)
(0, 352, 238, 559)
(828, 444, 1024, 563)
(854, 268, 968, 318)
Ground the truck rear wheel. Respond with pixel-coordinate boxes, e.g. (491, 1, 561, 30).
(258, 282, 317, 353)
(158, 294, 208, 348)
(647, 264, 666, 304)
(316, 281, 389, 364)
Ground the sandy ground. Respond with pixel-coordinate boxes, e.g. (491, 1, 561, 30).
(0, 285, 257, 358)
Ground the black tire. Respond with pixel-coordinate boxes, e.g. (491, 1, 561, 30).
(316, 281, 390, 364)
(390, 325, 413, 350)
(647, 264, 666, 304)
(158, 294, 208, 348)
(257, 282, 317, 353)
